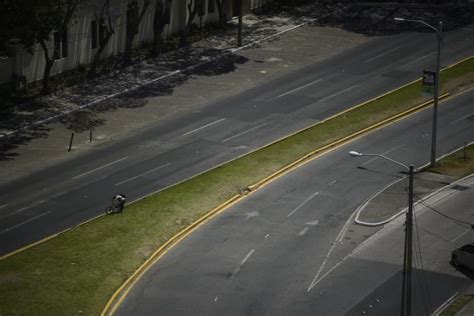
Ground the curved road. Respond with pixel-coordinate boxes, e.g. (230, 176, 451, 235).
(1, 26, 473, 255)
(115, 89, 474, 315)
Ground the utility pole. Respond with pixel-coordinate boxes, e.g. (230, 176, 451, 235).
(431, 21, 443, 167)
(348, 151, 414, 316)
(237, 0, 243, 47)
(394, 18, 443, 167)
(401, 165, 414, 316)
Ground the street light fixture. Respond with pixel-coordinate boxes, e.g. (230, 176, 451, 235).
(394, 17, 443, 167)
(349, 150, 414, 316)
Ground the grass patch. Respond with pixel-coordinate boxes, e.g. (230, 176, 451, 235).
(428, 143, 474, 178)
(440, 294, 474, 316)
(1, 57, 473, 315)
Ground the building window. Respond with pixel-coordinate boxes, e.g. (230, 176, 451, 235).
(91, 20, 98, 49)
(208, 0, 215, 13)
(53, 29, 68, 59)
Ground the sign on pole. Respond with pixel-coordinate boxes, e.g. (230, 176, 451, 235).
(422, 70, 436, 97)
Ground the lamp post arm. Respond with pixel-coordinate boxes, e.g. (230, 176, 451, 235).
(357, 153, 409, 171)
(396, 18, 438, 32)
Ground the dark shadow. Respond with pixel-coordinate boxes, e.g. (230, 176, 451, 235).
(58, 110, 106, 133)
(304, 2, 474, 36)
(0, 125, 51, 161)
(0, 44, 250, 159)
(346, 267, 472, 316)
(357, 165, 405, 179)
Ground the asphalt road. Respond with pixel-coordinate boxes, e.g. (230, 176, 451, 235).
(1, 26, 473, 255)
(115, 89, 474, 315)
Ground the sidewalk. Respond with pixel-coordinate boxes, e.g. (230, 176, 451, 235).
(0, 10, 368, 184)
(356, 171, 455, 225)
(358, 172, 474, 315)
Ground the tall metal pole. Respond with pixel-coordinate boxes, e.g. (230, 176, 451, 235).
(406, 165, 414, 316)
(401, 165, 414, 316)
(431, 21, 442, 167)
(349, 151, 414, 316)
(237, 0, 243, 47)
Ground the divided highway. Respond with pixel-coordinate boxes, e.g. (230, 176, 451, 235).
(115, 87, 474, 315)
(1, 26, 473, 255)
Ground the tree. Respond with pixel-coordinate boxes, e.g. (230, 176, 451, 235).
(180, 0, 201, 45)
(123, 0, 151, 65)
(2, 0, 84, 93)
(215, 0, 227, 26)
(88, 0, 120, 77)
(151, 0, 172, 57)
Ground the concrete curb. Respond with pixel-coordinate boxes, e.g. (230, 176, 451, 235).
(355, 141, 474, 226)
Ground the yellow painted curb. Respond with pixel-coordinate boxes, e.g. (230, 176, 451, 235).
(101, 194, 241, 316)
(102, 91, 451, 315)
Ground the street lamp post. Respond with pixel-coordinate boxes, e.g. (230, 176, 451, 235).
(394, 18, 443, 167)
(349, 151, 414, 316)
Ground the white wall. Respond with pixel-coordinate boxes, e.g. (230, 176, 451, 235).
(2, 0, 272, 84)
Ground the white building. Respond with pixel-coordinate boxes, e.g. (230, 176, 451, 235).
(1, 0, 273, 87)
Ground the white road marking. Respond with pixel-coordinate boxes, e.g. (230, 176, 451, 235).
(318, 84, 360, 103)
(230, 249, 255, 280)
(400, 52, 436, 68)
(1, 211, 52, 234)
(221, 123, 267, 142)
(182, 118, 226, 136)
(360, 144, 406, 167)
(432, 292, 459, 316)
(287, 191, 319, 217)
(1, 200, 46, 220)
(450, 112, 474, 125)
(307, 210, 358, 292)
(298, 227, 309, 236)
(0, 204, 8, 209)
(265, 234, 270, 238)
(461, 28, 474, 31)
(306, 220, 319, 226)
(270, 79, 323, 100)
(364, 47, 399, 62)
(450, 229, 471, 244)
(73, 156, 129, 179)
(115, 163, 171, 186)
(328, 180, 337, 186)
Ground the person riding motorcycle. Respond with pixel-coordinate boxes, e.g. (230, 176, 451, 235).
(112, 194, 126, 213)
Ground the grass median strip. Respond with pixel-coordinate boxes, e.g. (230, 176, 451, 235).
(1, 57, 473, 315)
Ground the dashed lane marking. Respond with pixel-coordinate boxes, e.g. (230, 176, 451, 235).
(270, 79, 323, 100)
(182, 118, 226, 136)
(230, 249, 255, 280)
(221, 123, 267, 142)
(287, 191, 319, 218)
(364, 47, 399, 63)
(360, 144, 406, 167)
(73, 157, 129, 179)
(115, 163, 171, 186)
(400, 52, 436, 68)
(450, 111, 474, 125)
(1, 211, 52, 234)
(318, 84, 360, 103)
